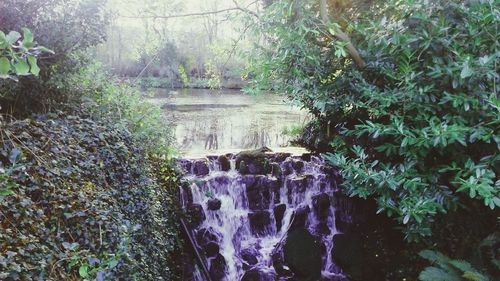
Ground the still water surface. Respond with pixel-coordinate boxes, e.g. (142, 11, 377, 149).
(147, 88, 311, 157)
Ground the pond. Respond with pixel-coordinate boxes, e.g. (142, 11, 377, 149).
(147, 88, 311, 157)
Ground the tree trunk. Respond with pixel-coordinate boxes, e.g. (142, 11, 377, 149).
(319, 0, 365, 68)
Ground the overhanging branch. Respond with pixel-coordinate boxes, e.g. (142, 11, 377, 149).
(118, 1, 259, 20)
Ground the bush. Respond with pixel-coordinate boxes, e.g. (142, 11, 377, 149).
(0, 112, 183, 280)
(0, 0, 108, 114)
(65, 63, 176, 156)
(247, 0, 499, 241)
(0, 28, 52, 80)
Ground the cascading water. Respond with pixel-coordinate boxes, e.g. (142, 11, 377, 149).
(179, 152, 348, 281)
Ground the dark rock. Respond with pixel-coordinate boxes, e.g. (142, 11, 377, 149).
(312, 193, 331, 220)
(290, 204, 310, 230)
(236, 147, 272, 175)
(334, 210, 353, 234)
(269, 162, 282, 178)
(187, 203, 205, 227)
(301, 153, 312, 161)
(196, 227, 221, 248)
(313, 222, 331, 236)
(240, 247, 259, 269)
(241, 269, 274, 281)
(283, 228, 323, 281)
(239, 160, 248, 174)
(287, 176, 307, 196)
(242, 175, 258, 187)
(248, 210, 271, 236)
(246, 175, 271, 210)
(209, 175, 230, 187)
(218, 155, 231, 171)
(182, 252, 196, 280)
(273, 204, 286, 232)
(292, 160, 305, 173)
(281, 159, 294, 176)
(271, 248, 293, 277)
(193, 159, 210, 176)
(177, 159, 192, 173)
(210, 253, 227, 281)
(321, 165, 341, 181)
(264, 176, 280, 204)
(181, 183, 193, 205)
(331, 233, 364, 280)
(205, 241, 220, 257)
(272, 152, 291, 162)
(207, 198, 222, 211)
(248, 161, 268, 175)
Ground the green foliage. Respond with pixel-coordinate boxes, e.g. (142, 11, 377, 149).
(139, 77, 176, 88)
(178, 64, 189, 87)
(281, 124, 305, 137)
(248, 0, 499, 241)
(0, 0, 109, 114)
(0, 28, 52, 80)
(0, 111, 183, 280)
(0, 148, 21, 198)
(205, 60, 222, 89)
(418, 250, 494, 281)
(69, 63, 176, 156)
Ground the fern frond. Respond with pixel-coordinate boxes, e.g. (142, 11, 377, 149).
(419, 250, 450, 265)
(449, 259, 475, 272)
(418, 266, 461, 281)
(462, 271, 490, 281)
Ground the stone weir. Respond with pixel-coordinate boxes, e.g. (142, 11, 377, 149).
(177, 150, 353, 281)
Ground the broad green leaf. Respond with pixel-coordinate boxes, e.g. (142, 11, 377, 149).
(6, 31, 21, 44)
(14, 60, 30, 75)
(418, 267, 460, 281)
(21, 28, 33, 43)
(0, 57, 11, 76)
(27, 55, 40, 76)
(79, 264, 89, 277)
(0, 31, 8, 49)
(460, 63, 473, 79)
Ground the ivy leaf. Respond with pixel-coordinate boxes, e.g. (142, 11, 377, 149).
(460, 63, 473, 79)
(21, 28, 33, 44)
(0, 31, 8, 49)
(14, 60, 30, 75)
(27, 56, 40, 76)
(6, 31, 21, 44)
(79, 264, 89, 277)
(0, 57, 10, 77)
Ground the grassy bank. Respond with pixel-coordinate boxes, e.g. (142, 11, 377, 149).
(135, 76, 247, 90)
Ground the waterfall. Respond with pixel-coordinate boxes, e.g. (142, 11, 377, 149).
(179, 153, 348, 281)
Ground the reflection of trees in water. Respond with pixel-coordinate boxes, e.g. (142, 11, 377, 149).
(178, 117, 221, 150)
(204, 121, 220, 149)
(205, 132, 219, 149)
(242, 121, 273, 148)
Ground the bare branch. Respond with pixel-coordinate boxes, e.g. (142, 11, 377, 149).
(319, 0, 365, 68)
(118, 2, 259, 20)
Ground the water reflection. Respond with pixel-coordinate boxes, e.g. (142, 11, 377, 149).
(147, 88, 311, 156)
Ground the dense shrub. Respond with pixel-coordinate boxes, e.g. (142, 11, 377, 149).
(64, 64, 176, 155)
(247, 0, 499, 242)
(0, 0, 108, 113)
(0, 111, 183, 280)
